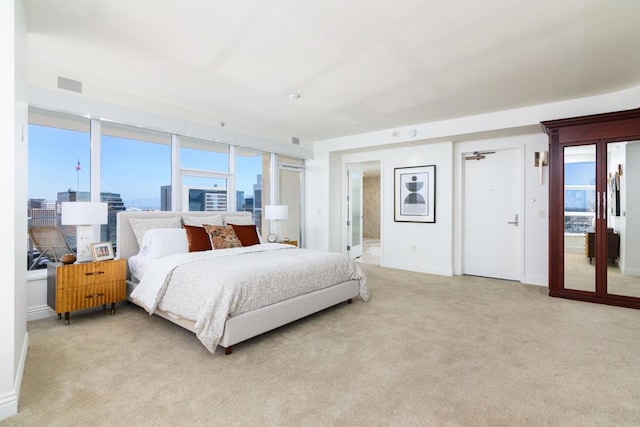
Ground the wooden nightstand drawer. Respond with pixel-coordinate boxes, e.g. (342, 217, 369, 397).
(53, 260, 126, 290)
(48, 259, 127, 324)
(56, 282, 125, 313)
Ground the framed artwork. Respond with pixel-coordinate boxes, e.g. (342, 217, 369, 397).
(394, 165, 436, 223)
(91, 242, 115, 262)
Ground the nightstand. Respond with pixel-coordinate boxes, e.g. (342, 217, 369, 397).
(280, 240, 298, 247)
(47, 259, 127, 325)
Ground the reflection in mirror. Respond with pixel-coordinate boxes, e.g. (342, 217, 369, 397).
(563, 145, 596, 292)
(607, 141, 640, 298)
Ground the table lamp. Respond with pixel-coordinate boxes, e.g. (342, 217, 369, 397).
(264, 205, 288, 243)
(61, 202, 108, 262)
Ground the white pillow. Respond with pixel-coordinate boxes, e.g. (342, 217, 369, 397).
(128, 228, 188, 281)
(182, 214, 224, 227)
(129, 217, 182, 246)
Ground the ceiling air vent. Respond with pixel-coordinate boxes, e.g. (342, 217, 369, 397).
(292, 137, 300, 145)
(57, 76, 82, 93)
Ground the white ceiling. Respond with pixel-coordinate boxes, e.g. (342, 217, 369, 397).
(25, 0, 640, 144)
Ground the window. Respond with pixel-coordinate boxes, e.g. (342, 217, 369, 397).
(236, 148, 269, 233)
(101, 122, 172, 210)
(180, 137, 229, 172)
(28, 109, 90, 269)
(27, 107, 304, 271)
(101, 122, 172, 244)
(181, 175, 229, 211)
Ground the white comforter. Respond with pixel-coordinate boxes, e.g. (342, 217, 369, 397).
(130, 243, 369, 353)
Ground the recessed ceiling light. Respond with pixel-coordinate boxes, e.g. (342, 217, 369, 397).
(289, 93, 301, 100)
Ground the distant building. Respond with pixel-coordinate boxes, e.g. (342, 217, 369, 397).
(27, 191, 126, 250)
(236, 191, 245, 211)
(161, 185, 171, 211)
(187, 187, 227, 212)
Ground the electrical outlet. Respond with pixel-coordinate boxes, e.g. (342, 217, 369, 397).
(411, 245, 416, 252)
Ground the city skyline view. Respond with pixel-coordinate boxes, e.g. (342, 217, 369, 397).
(28, 124, 263, 211)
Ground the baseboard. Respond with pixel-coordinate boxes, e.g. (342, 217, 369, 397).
(0, 332, 28, 422)
(382, 261, 453, 277)
(621, 267, 640, 277)
(0, 390, 17, 422)
(27, 304, 56, 321)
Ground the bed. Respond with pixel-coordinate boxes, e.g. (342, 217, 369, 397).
(116, 211, 369, 355)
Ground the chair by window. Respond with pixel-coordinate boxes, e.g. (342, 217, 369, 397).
(28, 226, 75, 270)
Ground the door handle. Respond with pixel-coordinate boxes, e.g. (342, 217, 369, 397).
(507, 214, 519, 226)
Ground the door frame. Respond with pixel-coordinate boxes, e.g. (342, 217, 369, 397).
(460, 146, 526, 282)
(454, 142, 525, 280)
(277, 162, 305, 247)
(341, 154, 383, 261)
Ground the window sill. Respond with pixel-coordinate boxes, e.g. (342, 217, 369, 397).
(27, 269, 47, 282)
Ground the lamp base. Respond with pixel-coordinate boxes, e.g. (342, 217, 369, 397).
(76, 225, 94, 263)
(269, 220, 282, 243)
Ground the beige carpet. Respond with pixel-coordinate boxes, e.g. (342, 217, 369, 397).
(5, 264, 640, 426)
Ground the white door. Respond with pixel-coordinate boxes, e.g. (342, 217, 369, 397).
(463, 148, 521, 281)
(348, 169, 363, 259)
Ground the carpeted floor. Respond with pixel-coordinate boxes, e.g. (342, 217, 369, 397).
(4, 264, 640, 426)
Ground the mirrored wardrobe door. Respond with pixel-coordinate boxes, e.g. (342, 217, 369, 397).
(563, 145, 597, 292)
(606, 140, 640, 298)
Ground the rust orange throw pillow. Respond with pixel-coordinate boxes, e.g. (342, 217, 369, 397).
(230, 224, 260, 246)
(184, 225, 212, 252)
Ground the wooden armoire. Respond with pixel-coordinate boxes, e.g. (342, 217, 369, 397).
(542, 108, 640, 309)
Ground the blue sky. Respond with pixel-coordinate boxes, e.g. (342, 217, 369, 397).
(28, 125, 261, 210)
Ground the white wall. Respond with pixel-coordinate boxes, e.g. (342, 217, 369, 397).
(307, 85, 640, 285)
(339, 143, 453, 275)
(381, 143, 453, 275)
(1, 0, 28, 421)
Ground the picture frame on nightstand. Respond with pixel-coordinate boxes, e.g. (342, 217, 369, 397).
(91, 241, 115, 262)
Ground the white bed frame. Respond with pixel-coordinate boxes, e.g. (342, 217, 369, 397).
(116, 211, 360, 355)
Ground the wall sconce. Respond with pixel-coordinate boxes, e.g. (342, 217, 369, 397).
(535, 151, 548, 185)
(264, 205, 288, 243)
(61, 202, 108, 262)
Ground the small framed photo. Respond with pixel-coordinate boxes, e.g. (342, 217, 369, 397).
(91, 242, 115, 262)
(394, 165, 436, 223)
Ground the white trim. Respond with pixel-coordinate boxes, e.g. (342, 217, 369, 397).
(621, 267, 640, 277)
(27, 305, 56, 321)
(0, 333, 28, 421)
(383, 260, 453, 277)
(171, 134, 180, 211)
(0, 387, 18, 421)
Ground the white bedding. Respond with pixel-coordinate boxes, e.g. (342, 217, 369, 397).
(130, 243, 369, 353)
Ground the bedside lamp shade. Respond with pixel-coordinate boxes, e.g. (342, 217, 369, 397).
(61, 202, 108, 226)
(264, 205, 289, 221)
(265, 205, 288, 243)
(61, 202, 108, 262)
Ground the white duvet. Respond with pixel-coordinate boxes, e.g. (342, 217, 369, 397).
(130, 243, 369, 353)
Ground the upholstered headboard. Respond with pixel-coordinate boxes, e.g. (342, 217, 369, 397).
(116, 210, 253, 262)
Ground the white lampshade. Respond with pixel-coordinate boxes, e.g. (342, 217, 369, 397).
(265, 205, 288, 221)
(61, 202, 108, 263)
(61, 202, 108, 225)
